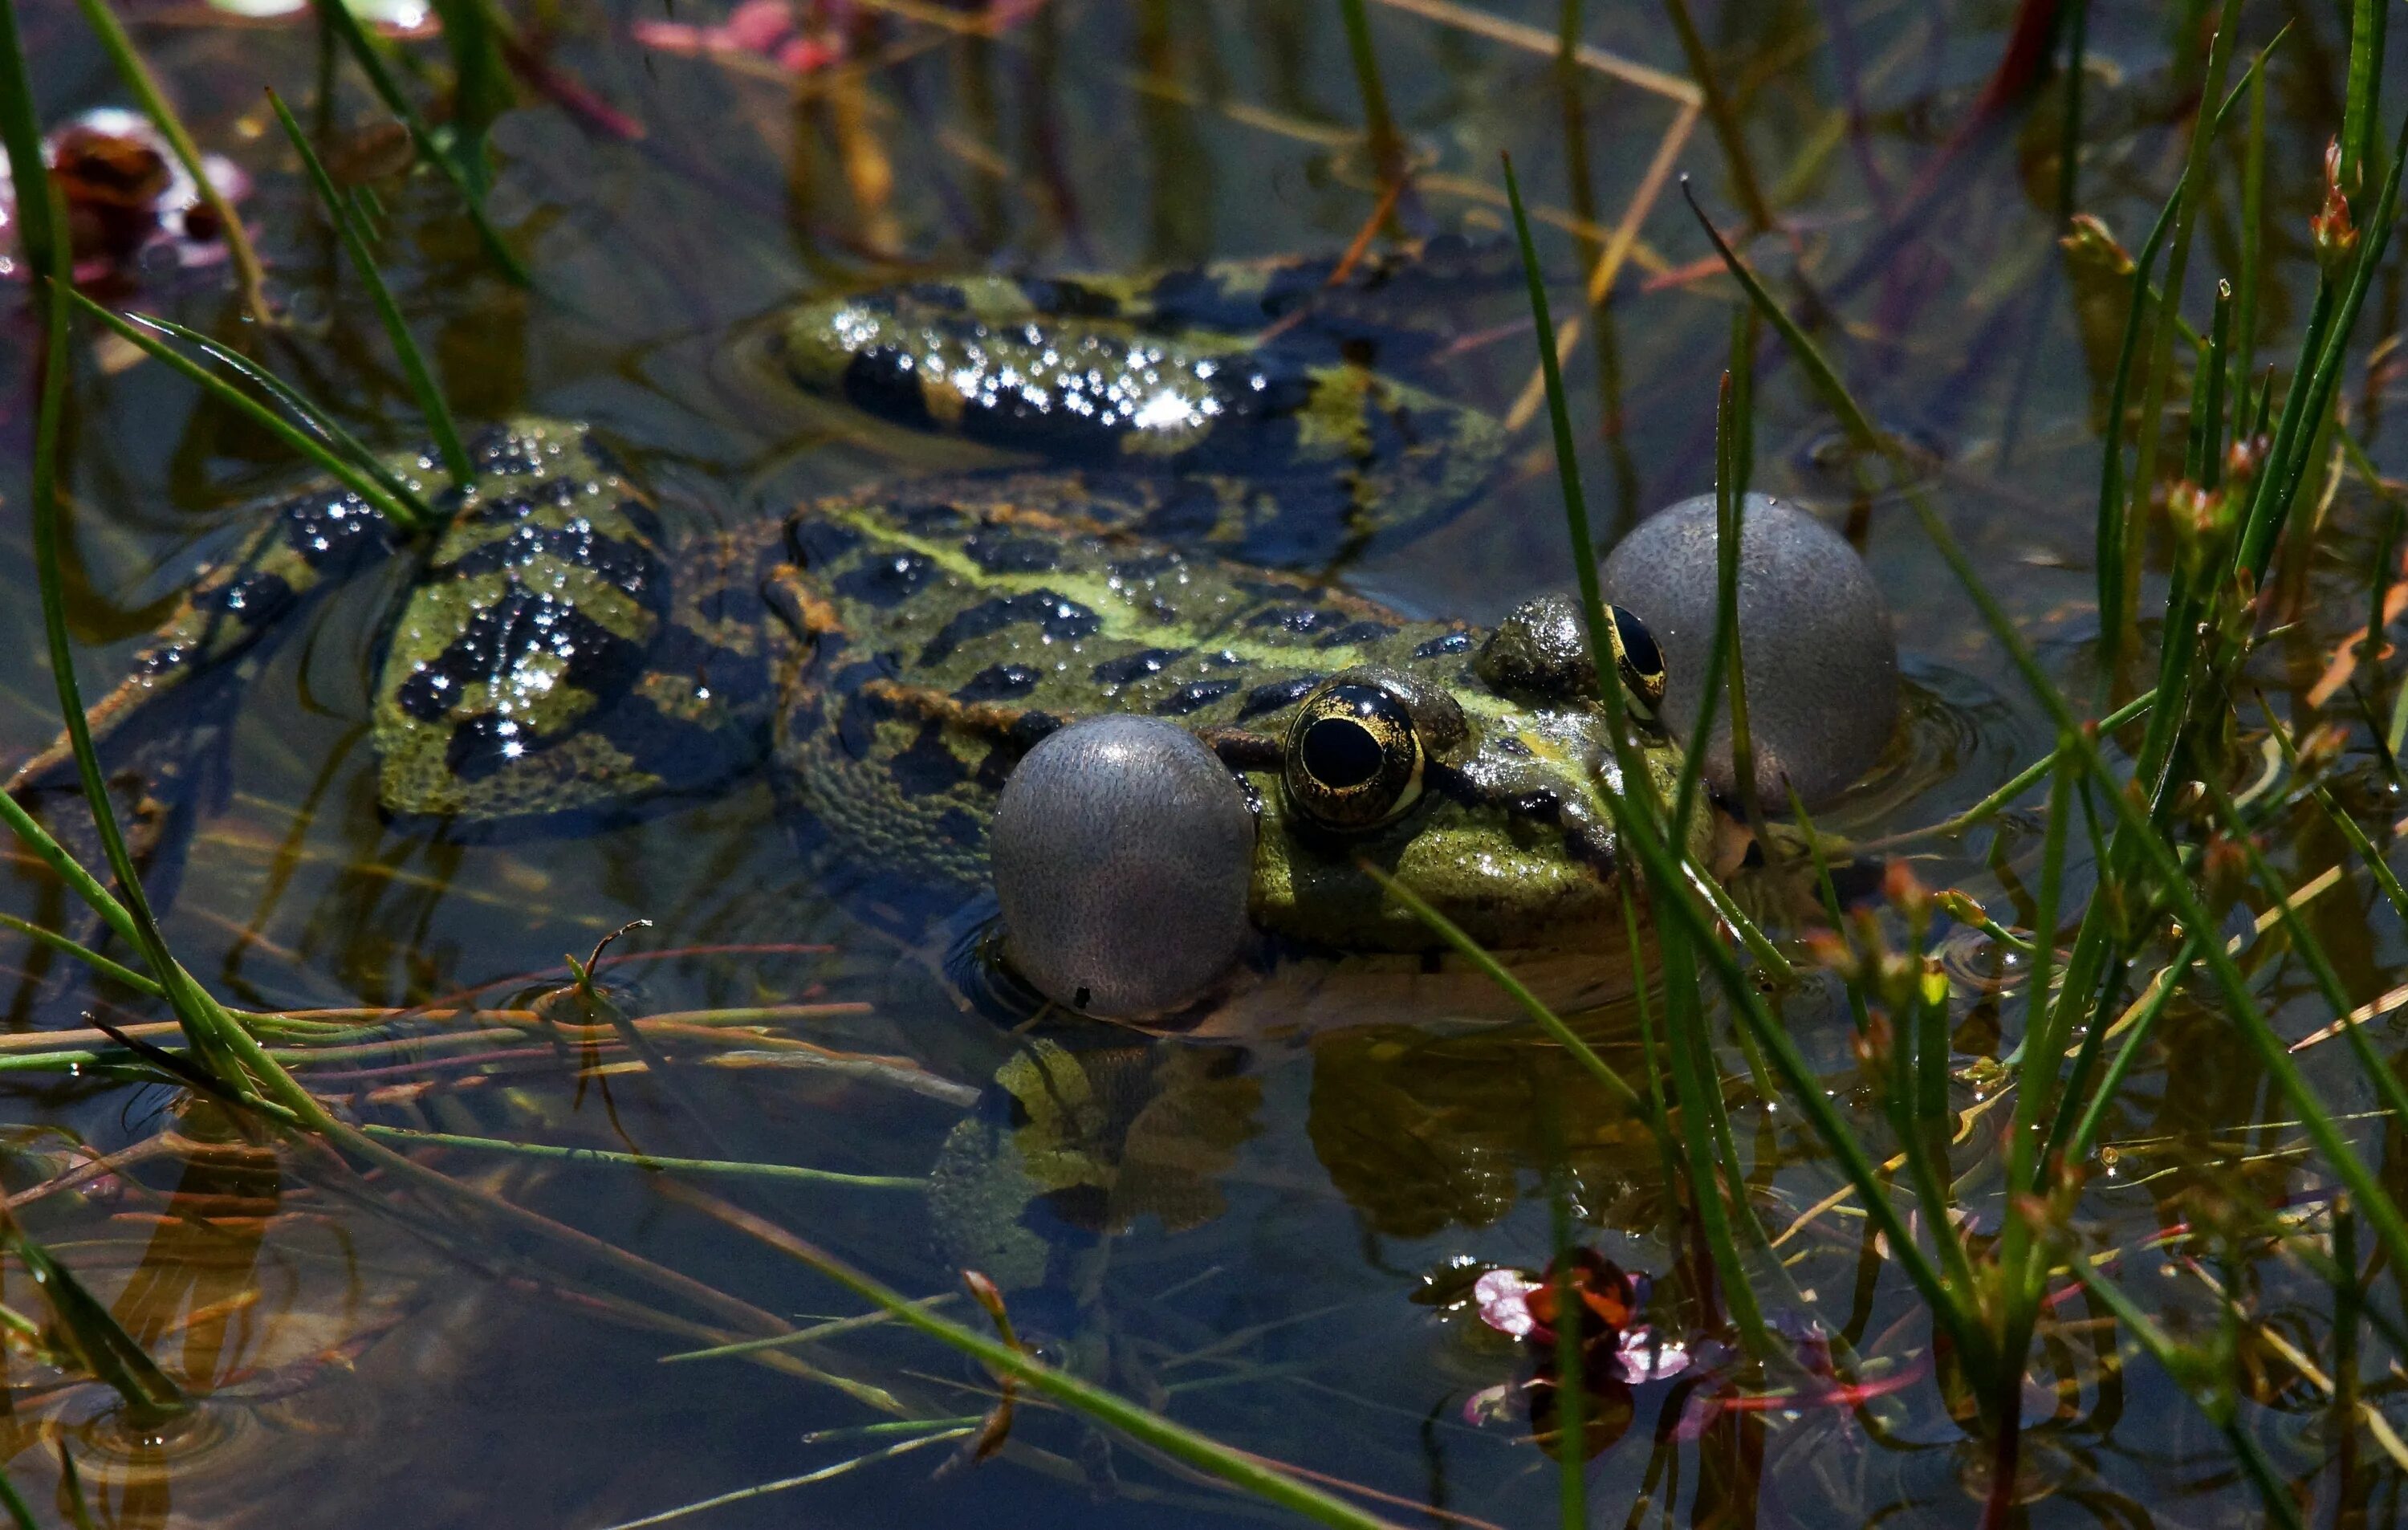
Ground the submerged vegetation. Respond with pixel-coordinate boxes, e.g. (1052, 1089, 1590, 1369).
(4, 0, 2408, 1527)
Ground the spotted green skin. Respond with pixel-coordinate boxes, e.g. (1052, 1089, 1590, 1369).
(765, 470, 1690, 954)
(23, 250, 1698, 967)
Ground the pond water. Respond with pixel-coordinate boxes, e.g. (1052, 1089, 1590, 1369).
(3, 0, 2407, 1525)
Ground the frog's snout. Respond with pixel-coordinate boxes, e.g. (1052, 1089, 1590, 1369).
(990, 715, 1257, 1019)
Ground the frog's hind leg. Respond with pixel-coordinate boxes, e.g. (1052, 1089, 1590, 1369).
(5, 476, 401, 820)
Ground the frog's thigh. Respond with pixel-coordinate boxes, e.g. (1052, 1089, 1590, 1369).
(368, 450, 698, 822)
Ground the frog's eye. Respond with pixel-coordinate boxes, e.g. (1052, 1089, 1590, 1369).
(991, 715, 1257, 1018)
(1609, 605, 1667, 717)
(1283, 682, 1425, 832)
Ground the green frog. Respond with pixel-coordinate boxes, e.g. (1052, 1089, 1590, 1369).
(9, 240, 1700, 1028)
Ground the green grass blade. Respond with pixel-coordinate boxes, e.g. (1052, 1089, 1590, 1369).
(71, 291, 429, 532)
(354, 1125, 925, 1191)
(0, 911, 165, 995)
(2341, 0, 2387, 199)
(124, 312, 430, 519)
(2237, 62, 2265, 389)
(1360, 864, 1649, 1121)
(267, 88, 472, 486)
(2116, 0, 2243, 658)
(67, 0, 270, 321)
(659, 1191, 1404, 1530)
(308, 0, 530, 284)
(1662, 0, 1771, 230)
(2066, 1260, 2304, 1528)
(2243, 104, 2408, 580)
(2, 1218, 186, 1424)
(0, 0, 62, 295)
(2054, 0, 2091, 226)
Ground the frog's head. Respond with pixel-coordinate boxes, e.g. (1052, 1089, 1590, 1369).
(991, 593, 1690, 1023)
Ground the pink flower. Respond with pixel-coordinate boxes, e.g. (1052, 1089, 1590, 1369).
(1474, 1268, 1540, 1337)
(1609, 1327, 1690, 1384)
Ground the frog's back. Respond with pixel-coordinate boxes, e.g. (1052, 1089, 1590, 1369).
(767, 473, 1477, 912)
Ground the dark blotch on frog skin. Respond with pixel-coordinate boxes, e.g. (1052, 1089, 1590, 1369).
(834, 550, 937, 608)
(1413, 629, 1474, 660)
(1315, 620, 1397, 649)
(919, 591, 1100, 665)
(465, 475, 580, 525)
(957, 663, 1043, 702)
(446, 519, 660, 600)
(394, 590, 648, 729)
(1092, 649, 1186, 686)
(840, 346, 938, 429)
(1236, 675, 1323, 720)
(201, 568, 296, 626)
(788, 519, 862, 569)
(1153, 679, 1241, 715)
(964, 531, 1062, 575)
(891, 722, 971, 796)
(278, 489, 390, 572)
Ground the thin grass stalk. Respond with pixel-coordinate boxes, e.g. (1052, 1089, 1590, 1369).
(69, 291, 429, 531)
(2238, 63, 2265, 389)
(2199, 771, 2408, 1134)
(67, 0, 270, 321)
(308, 0, 529, 284)
(1715, 378, 1764, 834)
(353, 1126, 926, 1190)
(1786, 786, 1871, 1035)
(1336, 0, 1404, 196)
(2063, 934, 2198, 1166)
(2066, 1260, 2304, 1526)
(55, 1443, 96, 1530)
(1693, 161, 2408, 1336)
(1504, 153, 1649, 822)
(0, 0, 58, 293)
(0, 1469, 31, 1530)
(0, 1215, 185, 1424)
(1657, 917, 1771, 1357)
(0, 912, 161, 996)
(267, 88, 472, 485)
(124, 311, 429, 519)
(2011, 755, 2076, 1168)
(1993, 754, 2076, 1453)
(2242, 107, 2408, 579)
(2263, 710, 2408, 922)
(1660, 0, 1771, 230)
(1358, 867, 1649, 1121)
(1537, 1076, 1585, 1530)
(2074, 37, 2271, 671)
(2054, 0, 2090, 226)
(1540, 176, 1979, 1361)
(2341, 0, 2387, 199)
(2334, 1200, 2361, 1475)
(2117, 0, 2243, 661)
(2190, 281, 2233, 485)
(656, 1186, 1402, 1530)
(28, 271, 253, 1092)
(1890, 690, 2154, 844)
(1622, 887, 1686, 1245)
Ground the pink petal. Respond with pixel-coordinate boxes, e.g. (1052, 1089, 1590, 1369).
(722, 0, 794, 51)
(1473, 1268, 1539, 1337)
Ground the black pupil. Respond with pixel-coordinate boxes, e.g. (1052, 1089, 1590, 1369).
(1613, 606, 1663, 678)
(1301, 717, 1385, 789)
